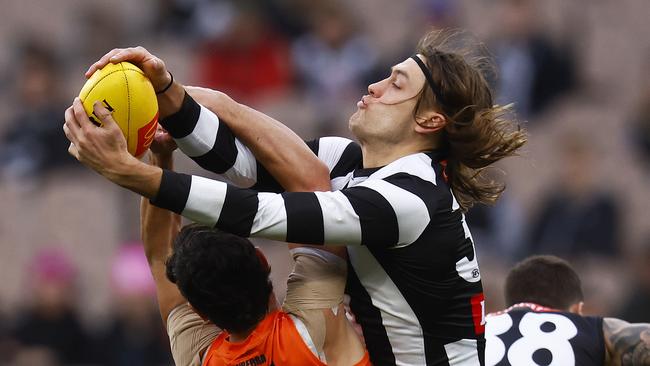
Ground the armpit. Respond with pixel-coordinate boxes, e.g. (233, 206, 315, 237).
(282, 247, 348, 355)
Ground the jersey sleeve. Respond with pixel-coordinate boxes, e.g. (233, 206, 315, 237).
(151, 170, 434, 247)
(281, 247, 348, 359)
(160, 92, 274, 189)
(160, 93, 361, 192)
(166, 303, 221, 366)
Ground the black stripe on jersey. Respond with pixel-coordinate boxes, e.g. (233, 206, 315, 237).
(159, 92, 200, 138)
(330, 141, 362, 179)
(345, 257, 397, 365)
(192, 120, 238, 174)
(150, 169, 192, 214)
(343, 186, 398, 247)
(216, 186, 259, 236)
(251, 162, 284, 193)
(252, 139, 320, 193)
(304, 139, 320, 156)
(382, 173, 439, 218)
(282, 192, 324, 244)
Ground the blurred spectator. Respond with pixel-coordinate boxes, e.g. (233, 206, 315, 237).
(291, 2, 377, 135)
(12, 346, 60, 366)
(98, 243, 172, 366)
(617, 242, 650, 322)
(630, 61, 650, 169)
(0, 40, 75, 182)
(491, 0, 576, 119)
(0, 308, 17, 364)
(526, 135, 621, 259)
(11, 248, 93, 364)
(194, 1, 292, 103)
(156, 0, 236, 41)
(466, 191, 526, 261)
(419, 0, 460, 29)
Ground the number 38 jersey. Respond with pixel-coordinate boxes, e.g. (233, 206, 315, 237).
(485, 303, 604, 366)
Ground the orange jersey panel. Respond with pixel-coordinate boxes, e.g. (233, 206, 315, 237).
(202, 311, 371, 366)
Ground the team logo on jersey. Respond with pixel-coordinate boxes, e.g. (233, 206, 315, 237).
(456, 238, 481, 283)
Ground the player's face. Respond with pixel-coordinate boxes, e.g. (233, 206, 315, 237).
(349, 56, 427, 144)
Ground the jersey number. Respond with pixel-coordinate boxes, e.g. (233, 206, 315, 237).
(486, 312, 578, 366)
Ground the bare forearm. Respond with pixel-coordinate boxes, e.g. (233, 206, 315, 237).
(104, 157, 163, 199)
(187, 86, 330, 192)
(604, 317, 650, 365)
(141, 152, 185, 325)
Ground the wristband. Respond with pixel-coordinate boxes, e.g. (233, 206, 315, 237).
(156, 72, 174, 95)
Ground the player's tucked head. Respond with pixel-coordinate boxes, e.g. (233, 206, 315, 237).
(165, 224, 273, 334)
(505, 255, 584, 311)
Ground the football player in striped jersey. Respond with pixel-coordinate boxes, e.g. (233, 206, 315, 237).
(66, 29, 527, 365)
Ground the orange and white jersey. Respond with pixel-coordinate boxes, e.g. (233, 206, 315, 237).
(202, 310, 371, 366)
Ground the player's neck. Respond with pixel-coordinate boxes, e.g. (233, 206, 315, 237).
(360, 138, 441, 168)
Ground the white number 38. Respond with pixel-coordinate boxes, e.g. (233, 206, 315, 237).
(486, 312, 578, 365)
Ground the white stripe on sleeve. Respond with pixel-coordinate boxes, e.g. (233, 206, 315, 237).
(174, 105, 220, 157)
(250, 192, 288, 240)
(181, 176, 228, 226)
(314, 191, 362, 246)
(222, 138, 258, 187)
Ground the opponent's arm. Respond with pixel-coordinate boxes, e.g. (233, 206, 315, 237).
(140, 151, 184, 327)
(603, 317, 650, 366)
(142, 136, 222, 366)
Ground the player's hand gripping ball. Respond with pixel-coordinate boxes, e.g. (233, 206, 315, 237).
(78, 62, 158, 157)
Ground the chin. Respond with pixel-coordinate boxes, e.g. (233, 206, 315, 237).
(348, 110, 360, 128)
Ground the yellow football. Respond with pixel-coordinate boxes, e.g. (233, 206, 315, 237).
(79, 62, 158, 157)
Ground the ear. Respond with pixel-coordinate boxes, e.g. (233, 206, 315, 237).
(414, 111, 447, 134)
(568, 301, 584, 316)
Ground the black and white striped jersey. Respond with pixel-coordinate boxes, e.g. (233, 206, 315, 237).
(485, 303, 605, 366)
(153, 93, 486, 365)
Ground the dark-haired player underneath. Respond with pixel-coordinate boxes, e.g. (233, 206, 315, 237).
(140, 132, 369, 365)
(485, 255, 650, 366)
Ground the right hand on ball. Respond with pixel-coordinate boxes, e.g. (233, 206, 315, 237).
(85, 47, 171, 93)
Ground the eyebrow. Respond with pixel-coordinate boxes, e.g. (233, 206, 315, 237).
(391, 67, 410, 80)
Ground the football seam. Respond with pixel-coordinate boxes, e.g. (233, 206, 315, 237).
(80, 69, 126, 107)
(121, 63, 131, 146)
(82, 64, 148, 153)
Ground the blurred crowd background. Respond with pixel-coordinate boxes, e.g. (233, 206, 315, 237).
(0, 0, 648, 364)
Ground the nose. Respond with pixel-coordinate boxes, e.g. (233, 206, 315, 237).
(368, 81, 382, 98)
